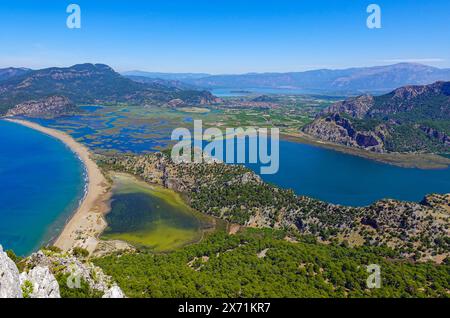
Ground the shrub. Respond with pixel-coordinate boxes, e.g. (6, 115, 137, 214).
(72, 247, 89, 258)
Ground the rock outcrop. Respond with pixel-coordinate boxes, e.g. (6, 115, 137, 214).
(303, 113, 387, 152)
(0, 245, 22, 298)
(102, 285, 125, 298)
(420, 126, 450, 147)
(0, 246, 125, 298)
(23, 249, 125, 298)
(303, 81, 450, 153)
(19, 266, 60, 298)
(6, 95, 76, 117)
(320, 94, 374, 119)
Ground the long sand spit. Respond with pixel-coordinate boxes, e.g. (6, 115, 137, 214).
(4, 118, 111, 253)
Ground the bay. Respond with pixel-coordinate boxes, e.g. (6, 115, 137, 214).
(0, 120, 85, 255)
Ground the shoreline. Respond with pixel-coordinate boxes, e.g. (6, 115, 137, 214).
(4, 118, 111, 254)
(282, 131, 450, 170)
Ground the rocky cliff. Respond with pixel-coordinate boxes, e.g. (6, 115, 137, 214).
(0, 245, 125, 298)
(19, 266, 60, 298)
(320, 94, 375, 119)
(303, 113, 388, 152)
(6, 95, 77, 117)
(1, 245, 61, 298)
(303, 81, 450, 153)
(0, 246, 23, 298)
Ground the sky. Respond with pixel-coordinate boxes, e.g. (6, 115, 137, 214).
(0, 0, 449, 74)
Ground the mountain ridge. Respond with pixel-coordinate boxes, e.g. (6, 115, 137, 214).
(303, 81, 450, 153)
(0, 67, 31, 82)
(0, 64, 219, 115)
(124, 63, 450, 94)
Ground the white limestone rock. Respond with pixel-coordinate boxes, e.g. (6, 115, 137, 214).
(102, 285, 125, 298)
(20, 266, 60, 298)
(0, 245, 23, 298)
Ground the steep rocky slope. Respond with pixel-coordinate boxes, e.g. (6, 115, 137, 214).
(6, 95, 77, 117)
(0, 245, 125, 298)
(303, 81, 450, 153)
(0, 246, 23, 298)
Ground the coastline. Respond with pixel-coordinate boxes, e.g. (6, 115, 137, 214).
(4, 118, 111, 254)
(282, 131, 450, 170)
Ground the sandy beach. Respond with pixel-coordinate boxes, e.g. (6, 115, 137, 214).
(4, 118, 111, 253)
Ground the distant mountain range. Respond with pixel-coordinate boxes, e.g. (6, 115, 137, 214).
(0, 67, 31, 82)
(124, 63, 450, 95)
(124, 75, 199, 91)
(0, 64, 219, 115)
(122, 71, 210, 81)
(303, 81, 450, 153)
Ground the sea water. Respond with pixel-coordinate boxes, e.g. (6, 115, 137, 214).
(0, 120, 85, 255)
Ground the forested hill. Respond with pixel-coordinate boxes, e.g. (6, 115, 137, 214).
(98, 153, 450, 263)
(303, 81, 450, 153)
(0, 63, 220, 115)
(0, 67, 31, 82)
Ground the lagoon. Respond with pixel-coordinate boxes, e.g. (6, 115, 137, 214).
(102, 174, 203, 252)
(248, 140, 450, 206)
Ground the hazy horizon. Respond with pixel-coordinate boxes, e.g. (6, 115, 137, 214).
(1, 0, 449, 73)
(2, 61, 449, 76)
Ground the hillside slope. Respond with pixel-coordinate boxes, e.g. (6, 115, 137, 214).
(0, 64, 219, 115)
(0, 67, 31, 82)
(99, 153, 450, 263)
(303, 82, 450, 153)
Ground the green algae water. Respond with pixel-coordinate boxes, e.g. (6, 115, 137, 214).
(0, 120, 85, 256)
(102, 174, 203, 251)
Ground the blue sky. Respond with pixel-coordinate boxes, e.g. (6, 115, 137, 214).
(0, 0, 449, 73)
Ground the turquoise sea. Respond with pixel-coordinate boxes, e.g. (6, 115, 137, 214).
(0, 120, 85, 256)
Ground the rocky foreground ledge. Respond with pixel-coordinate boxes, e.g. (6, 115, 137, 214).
(0, 245, 124, 298)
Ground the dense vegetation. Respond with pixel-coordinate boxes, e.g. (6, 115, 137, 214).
(305, 81, 450, 153)
(56, 273, 103, 298)
(385, 124, 450, 153)
(94, 228, 449, 298)
(99, 153, 450, 260)
(0, 63, 217, 114)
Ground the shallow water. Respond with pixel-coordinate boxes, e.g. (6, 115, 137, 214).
(102, 174, 202, 251)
